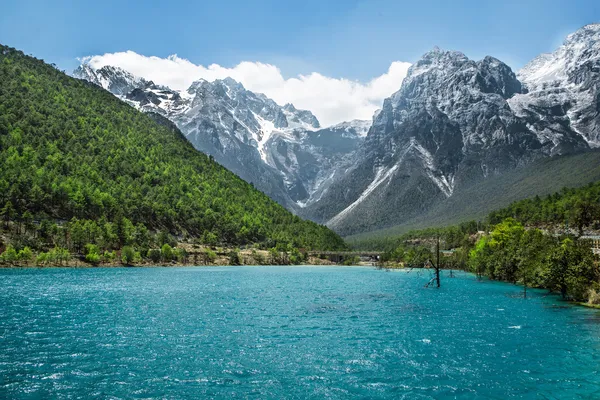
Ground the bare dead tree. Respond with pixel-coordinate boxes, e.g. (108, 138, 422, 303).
(424, 236, 441, 288)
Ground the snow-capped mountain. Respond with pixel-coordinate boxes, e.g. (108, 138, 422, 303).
(263, 120, 367, 205)
(508, 23, 600, 148)
(74, 24, 600, 236)
(304, 25, 598, 235)
(73, 65, 363, 208)
(73, 64, 150, 96)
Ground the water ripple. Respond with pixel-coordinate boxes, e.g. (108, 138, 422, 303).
(1, 266, 599, 399)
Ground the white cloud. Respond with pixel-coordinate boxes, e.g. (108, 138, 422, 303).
(83, 51, 411, 126)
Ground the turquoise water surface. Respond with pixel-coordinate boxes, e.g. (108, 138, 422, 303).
(1, 266, 599, 399)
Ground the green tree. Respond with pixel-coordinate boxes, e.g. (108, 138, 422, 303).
(174, 248, 188, 263)
(1, 201, 15, 230)
(572, 199, 597, 236)
(161, 244, 174, 262)
(202, 231, 218, 247)
(542, 238, 597, 300)
(84, 243, 101, 264)
(102, 250, 116, 263)
(22, 211, 34, 235)
(1, 245, 18, 263)
(146, 248, 161, 263)
(121, 245, 136, 265)
(268, 248, 280, 265)
(17, 246, 33, 263)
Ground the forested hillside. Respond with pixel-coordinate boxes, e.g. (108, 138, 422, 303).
(351, 182, 600, 303)
(488, 182, 600, 234)
(0, 44, 345, 260)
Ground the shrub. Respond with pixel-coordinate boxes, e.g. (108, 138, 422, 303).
(229, 250, 241, 265)
(86, 252, 100, 264)
(174, 248, 187, 262)
(161, 244, 174, 262)
(0, 245, 18, 263)
(147, 248, 161, 263)
(199, 249, 217, 265)
(268, 248, 280, 265)
(103, 250, 116, 262)
(251, 249, 265, 265)
(36, 252, 48, 265)
(121, 246, 136, 265)
(84, 244, 100, 264)
(17, 246, 33, 262)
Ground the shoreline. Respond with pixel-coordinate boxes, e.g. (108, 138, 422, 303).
(3, 262, 598, 310)
(0, 261, 374, 269)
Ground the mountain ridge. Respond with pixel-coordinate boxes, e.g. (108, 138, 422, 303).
(304, 24, 599, 235)
(73, 24, 600, 238)
(73, 64, 366, 209)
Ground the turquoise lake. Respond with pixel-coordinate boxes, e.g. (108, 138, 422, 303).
(1, 266, 599, 399)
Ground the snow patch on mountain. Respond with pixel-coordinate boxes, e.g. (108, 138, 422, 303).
(327, 163, 399, 227)
(514, 23, 600, 147)
(330, 120, 371, 137)
(73, 61, 366, 209)
(413, 141, 455, 197)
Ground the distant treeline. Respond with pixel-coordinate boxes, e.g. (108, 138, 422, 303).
(488, 182, 600, 233)
(356, 183, 600, 303)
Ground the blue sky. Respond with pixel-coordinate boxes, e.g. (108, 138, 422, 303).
(2, 0, 598, 125)
(2, 0, 597, 79)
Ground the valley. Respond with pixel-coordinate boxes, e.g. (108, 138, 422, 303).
(2, 4, 600, 398)
(71, 24, 600, 240)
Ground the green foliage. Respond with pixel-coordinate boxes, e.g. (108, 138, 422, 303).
(17, 246, 33, 262)
(201, 231, 218, 246)
(0, 245, 18, 263)
(35, 247, 70, 266)
(174, 248, 187, 263)
(469, 220, 598, 301)
(0, 44, 345, 252)
(1, 201, 15, 229)
(250, 249, 265, 264)
(488, 182, 600, 233)
(229, 250, 241, 266)
(161, 244, 174, 262)
(84, 243, 100, 264)
(121, 246, 137, 265)
(157, 231, 177, 248)
(469, 219, 526, 281)
(268, 248, 280, 265)
(146, 248, 161, 263)
(289, 247, 306, 265)
(102, 250, 116, 263)
(199, 248, 217, 265)
(542, 238, 597, 300)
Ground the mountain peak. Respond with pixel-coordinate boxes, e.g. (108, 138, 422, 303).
(420, 47, 468, 62)
(73, 63, 148, 95)
(564, 23, 600, 45)
(519, 23, 600, 88)
(219, 77, 246, 93)
(283, 103, 297, 112)
(330, 120, 371, 137)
